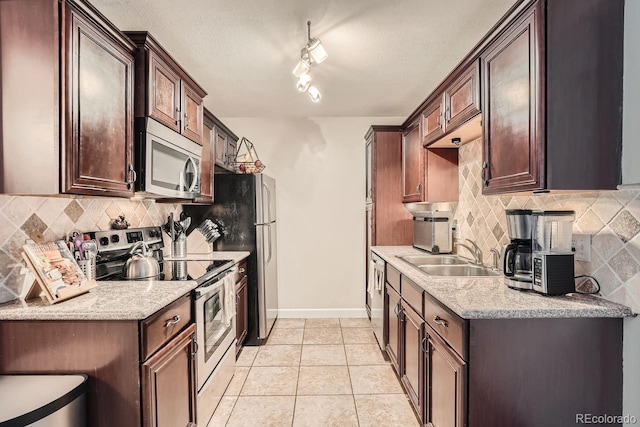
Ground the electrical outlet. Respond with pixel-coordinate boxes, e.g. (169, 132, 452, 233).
(571, 233, 592, 262)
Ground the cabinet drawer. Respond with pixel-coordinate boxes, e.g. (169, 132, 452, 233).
(401, 276, 423, 316)
(424, 293, 466, 359)
(141, 294, 192, 360)
(386, 264, 401, 292)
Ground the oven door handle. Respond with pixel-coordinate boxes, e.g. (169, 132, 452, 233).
(194, 269, 236, 299)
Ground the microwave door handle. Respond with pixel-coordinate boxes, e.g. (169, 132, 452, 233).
(184, 157, 198, 192)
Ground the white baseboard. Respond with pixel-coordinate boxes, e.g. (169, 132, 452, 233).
(278, 308, 368, 319)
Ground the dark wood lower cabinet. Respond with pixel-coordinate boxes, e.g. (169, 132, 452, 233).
(385, 284, 402, 373)
(401, 303, 425, 421)
(236, 275, 248, 354)
(141, 324, 197, 427)
(425, 323, 466, 427)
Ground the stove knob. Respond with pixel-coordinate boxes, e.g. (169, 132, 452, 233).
(149, 229, 158, 238)
(111, 235, 120, 244)
(99, 237, 109, 246)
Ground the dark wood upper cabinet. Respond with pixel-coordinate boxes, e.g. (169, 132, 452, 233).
(193, 108, 215, 204)
(63, 5, 135, 197)
(444, 60, 481, 131)
(481, 0, 624, 194)
(1, 0, 136, 197)
(421, 98, 445, 146)
(402, 121, 424, 203)
(126, 31, 207, 145)
(211, 115, 240, 172)
(481, 4, 543, 194)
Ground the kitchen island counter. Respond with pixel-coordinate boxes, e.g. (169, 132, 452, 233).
(372, 246, 635, 319)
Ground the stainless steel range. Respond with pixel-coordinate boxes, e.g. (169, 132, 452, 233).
(85, 226, 238, 425)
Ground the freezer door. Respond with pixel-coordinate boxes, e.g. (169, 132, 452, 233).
(256, 174, 277, 224)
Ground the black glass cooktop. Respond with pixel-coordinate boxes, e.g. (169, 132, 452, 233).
(162, 259, 234, 283)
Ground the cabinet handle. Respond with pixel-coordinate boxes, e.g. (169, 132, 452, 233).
(165, 315, 181, 327)
(368, 188, 372, 198)
(393, 303, 399, 316)
(445, 106, 451, 121)
(437, 112, 442, 127)
(239, 268, 246, 274)
(175, 108, 181, 126)
(422, 336, 429, 353)
(416, 182, 421, 195)
(127, 165, 137, 190)
(433, 315, 448, 327)
(184, 114, 189, 129)
(191, 339, 199, 359)
(482, 161, 489, 187)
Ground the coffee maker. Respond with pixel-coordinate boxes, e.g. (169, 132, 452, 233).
(502, 209, 534, 290)
(531, 210, 576, 295)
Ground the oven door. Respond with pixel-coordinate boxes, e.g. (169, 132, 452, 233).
(194, 277, 235, 390)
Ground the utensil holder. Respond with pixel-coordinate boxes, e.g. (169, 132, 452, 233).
(172, 237, 187, 258)
(78, 258, 96, 281)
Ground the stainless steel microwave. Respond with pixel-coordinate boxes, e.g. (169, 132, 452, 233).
(135, 118, 201, 199)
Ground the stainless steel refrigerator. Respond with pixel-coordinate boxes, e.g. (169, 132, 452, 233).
(184, 174, 278, 345)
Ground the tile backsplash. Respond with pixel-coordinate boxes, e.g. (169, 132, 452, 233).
(0, 195, 182, 303)
(432, 138, 640, 312)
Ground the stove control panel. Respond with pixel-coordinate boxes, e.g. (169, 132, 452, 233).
(86, 226, 163, 253)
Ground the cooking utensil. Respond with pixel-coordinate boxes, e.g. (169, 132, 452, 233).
(122, 241, 161, 280)
(81, 240, 98, 260)
(74, 235, 85, 260)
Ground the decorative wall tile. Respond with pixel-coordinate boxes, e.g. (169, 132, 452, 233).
(444, 138, 640, 312)
(0, 196, 182, 303)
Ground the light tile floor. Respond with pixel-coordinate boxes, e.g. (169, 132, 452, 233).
(208, 318, 420, 427)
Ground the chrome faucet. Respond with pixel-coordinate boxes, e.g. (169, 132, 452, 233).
(455, 239, 483, 265)
(489, 248, 501, 270)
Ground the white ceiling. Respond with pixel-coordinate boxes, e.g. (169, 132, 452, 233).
(92, 0, 517, 118)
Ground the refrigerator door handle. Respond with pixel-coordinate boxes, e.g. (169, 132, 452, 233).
(265, 223, 273, 264)
(262, 180, 273, 223)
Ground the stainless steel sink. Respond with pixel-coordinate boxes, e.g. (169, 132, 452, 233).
(400, 255, 468, 266)
(418, 264, 502, 277)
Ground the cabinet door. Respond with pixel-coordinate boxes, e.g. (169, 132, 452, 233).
(444, 60, 480, 130)
(148, 52, 181, 133)
(214, 128, 228, 167)
(481, 3, 543, 194)
(425, 325, 466, 427)
(402, 303, 425, 423)
(236, 276, 248, 352)
(402, 121, 424, 203)
(422, 98, 445, 146)
(365, 137, 373, 203)
(63, 6, 135, 197)
(227, 138, 238, 167)
(385, 284, 402, 372)
(195, 117, 213, 203)
(181, 81, 204, 145)
(142, 324, 197, 427)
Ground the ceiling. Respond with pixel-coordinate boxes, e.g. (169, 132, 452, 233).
(92, 0, 517, 118)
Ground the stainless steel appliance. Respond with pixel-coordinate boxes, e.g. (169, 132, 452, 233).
(185, 173, 279, 345)
(135, 117, 201, 199)
(370, 252, 385, 351)
(502, 209, 534, 290)
(412, 211, 452, 254)
(86, 225, 239, 425)
(531, 210, 576, 295)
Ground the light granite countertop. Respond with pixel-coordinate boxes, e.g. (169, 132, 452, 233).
(372, 246, 635, 319)
(0, 251, 250, 321)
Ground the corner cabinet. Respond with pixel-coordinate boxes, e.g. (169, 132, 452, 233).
(214, 121, 240, 172)
(126, 31, 207, 145)
(481, 0, 624, 194)
(0, 0, 136, 197)
(193, 108, 216, 203)
(401, 122, 424, 203)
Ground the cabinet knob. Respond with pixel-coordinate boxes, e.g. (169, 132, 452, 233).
(433, 315, 448, 327)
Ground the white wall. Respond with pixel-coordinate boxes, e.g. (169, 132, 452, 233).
(223, 116, 402, 318)
(623, 3, 640, 425)
(623, 0, 640, 185)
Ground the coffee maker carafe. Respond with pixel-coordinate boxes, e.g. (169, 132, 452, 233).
(502, 209, 534, 290)
(531, 210, 576, 295)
